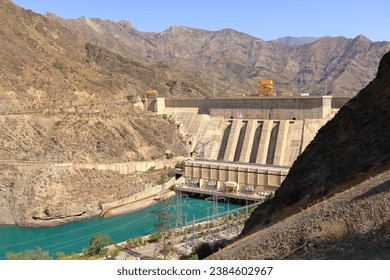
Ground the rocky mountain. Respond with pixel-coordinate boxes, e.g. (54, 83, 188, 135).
(46, 14, 390, 97)
(208, 51, 390, 259)
(275, 36, 325, 45)
(0, 0, 188, 226)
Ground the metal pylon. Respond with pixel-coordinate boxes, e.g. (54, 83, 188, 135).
(212, 195, 219, 221)
(151, 183, 173, 260)
(175, 188, 183, 229)
(235, 210, 240, 234)
(191, 214, 198, 246)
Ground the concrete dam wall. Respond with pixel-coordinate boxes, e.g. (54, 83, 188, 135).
(151, 95, 349, 196)
(163, 108, 327, 167)
(161, 96, 347, 166)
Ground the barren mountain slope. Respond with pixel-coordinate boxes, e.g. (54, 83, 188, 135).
(0, 0, 187, 226)
(46, 14, 390, 96)
(0, 0, 189, 162)
(208, 50, 390, 259)
(0, 2, 208, 106)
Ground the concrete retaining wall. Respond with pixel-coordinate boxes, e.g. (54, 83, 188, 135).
(100, 177, 178, 217)
(76, 159, 182, 174)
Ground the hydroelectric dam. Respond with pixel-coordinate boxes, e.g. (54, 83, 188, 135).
(142, 92, 350, 201)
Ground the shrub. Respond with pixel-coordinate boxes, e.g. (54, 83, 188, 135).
(87, 233, 113, 256)
(6, 247, 53, 260)
(109, 248, 120, 259)
(165, 153, 174, 159)
(149, 232, 162, 243)
(157, 174, 168, 185)
(175, 161, 185, 169)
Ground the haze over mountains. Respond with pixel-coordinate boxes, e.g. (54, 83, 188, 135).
(46, 13, 390, 97)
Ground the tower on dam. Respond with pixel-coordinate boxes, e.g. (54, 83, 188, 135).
(144, 91, 350, 200)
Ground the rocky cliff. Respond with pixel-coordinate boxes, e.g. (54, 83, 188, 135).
(208, 51, 390, 259)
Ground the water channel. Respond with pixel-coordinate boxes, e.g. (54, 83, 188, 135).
(0, 197, 241, 259)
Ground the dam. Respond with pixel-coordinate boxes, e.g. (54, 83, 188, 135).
(142, 92, 349, 199)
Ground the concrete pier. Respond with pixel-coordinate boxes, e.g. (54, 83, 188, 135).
(273, 120, 289, 166)
(223, 120, 242, 162)
(239, 120, 257, 162)
(256, 120, 272, 164)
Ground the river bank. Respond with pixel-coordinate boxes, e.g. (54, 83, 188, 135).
(0, 196, 241, 259)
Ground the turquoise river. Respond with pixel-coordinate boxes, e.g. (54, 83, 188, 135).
(0, 197, 241, 259)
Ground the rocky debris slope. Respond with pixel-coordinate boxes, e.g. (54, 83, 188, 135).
(47, 14, 390, 96)
(208, 51, 390, 259)
(0, 103, 185, 163)
(208, 170, 390, 260)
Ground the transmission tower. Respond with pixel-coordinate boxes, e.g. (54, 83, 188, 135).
(235, 210, 241, 234)
(184, 215, 191, 249)
(191, 214, 198, 246)
(226, 209, 232, 238)
(212, 194, 219, 221)
(175, 187, 183, 229)
(152, 183, 173, 260)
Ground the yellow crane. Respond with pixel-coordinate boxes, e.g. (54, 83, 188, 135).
(257, 79, 275, 96)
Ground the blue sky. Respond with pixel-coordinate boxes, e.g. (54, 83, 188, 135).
(12, 0, 390, 42)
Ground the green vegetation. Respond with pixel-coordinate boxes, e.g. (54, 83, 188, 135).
(161, 243, 173, 257)
(87, 233, 113, 256)
(265, 192, 274, 201)
(157, 168, 175, 184)
(189, 254, 199, 260)
(126, 237, 144, 249)
(126, 95, 134, 101)
(148, 166, 156, 172)
(149, 232, 162, 243)
(54, 120, 61, 127)
(6, 247, 53, 260)
(109, 248, 120, 259)
(165, 153, 174, 159)
(175, 161, 185, 169)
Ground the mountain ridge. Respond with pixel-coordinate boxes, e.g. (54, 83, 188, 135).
(46, 13, 390, 97)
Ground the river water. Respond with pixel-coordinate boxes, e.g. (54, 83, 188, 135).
(0, 197, 241, 259)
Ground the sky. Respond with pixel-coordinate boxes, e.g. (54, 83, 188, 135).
(12, 0, 390, 42)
